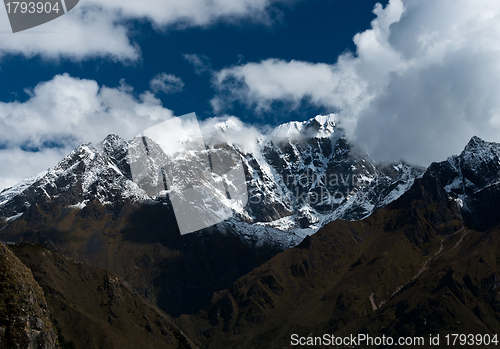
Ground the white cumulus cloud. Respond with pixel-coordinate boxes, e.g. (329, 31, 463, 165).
(212, 0, 500, 166)
(211, 58, 367, 114)
(0, 74, 174, 190)
(0, 72, 268, 191)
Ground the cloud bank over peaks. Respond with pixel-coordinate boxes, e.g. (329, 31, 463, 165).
(211, 59, 366, 115)
(200, 116, 266, 154)
(0, 73, 174, 190)
(212, 0, 500, 166)
(212, 0, 404, 119)
(0, 71, 267, 191)
(0, 0, 294, 61)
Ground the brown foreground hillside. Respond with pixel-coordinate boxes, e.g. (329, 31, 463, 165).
(10, 243, 197, 349)
(0, 243, 59, 348)
(1, 200, 281, 318)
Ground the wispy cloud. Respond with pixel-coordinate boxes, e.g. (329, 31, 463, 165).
(150, 73, 185, 94)
(183, 54, 212, 75)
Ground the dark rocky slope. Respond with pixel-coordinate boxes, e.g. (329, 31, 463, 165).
(11, 243, 197, 349)
(0, 202, 282, 317)
(0, 244, 59, 349)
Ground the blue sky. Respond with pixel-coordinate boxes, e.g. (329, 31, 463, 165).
(0, 0, 387, 124)
(2, 0, 500, 190)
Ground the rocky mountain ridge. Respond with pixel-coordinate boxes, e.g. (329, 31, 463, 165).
(425, 135, 500, 231)
(0, 114, 423, 247)
(1, 121, 500, 348)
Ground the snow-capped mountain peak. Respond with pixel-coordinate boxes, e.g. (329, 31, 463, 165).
(423, 135, 500, 230)
(0, 114, 424, 247)
(303, 114, 337, 135)
(268, 113, 339, 141)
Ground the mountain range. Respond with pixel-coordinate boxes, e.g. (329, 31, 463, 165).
(0, 114, 422, 245)
(0, 115, 499, 348)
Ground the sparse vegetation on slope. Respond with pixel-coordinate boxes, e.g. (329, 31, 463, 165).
(11, 243, 198, 349)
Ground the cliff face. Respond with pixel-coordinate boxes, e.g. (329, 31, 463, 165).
(0, 244, 59, 349)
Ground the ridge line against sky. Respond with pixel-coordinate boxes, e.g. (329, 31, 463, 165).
(2, 0, 500, 190)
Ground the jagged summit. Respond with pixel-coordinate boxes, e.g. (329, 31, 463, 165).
(423, 135, 500, 230)
(0, 138, 149, 220)
(460, 135, 500, 157)
(464, 135, 486, 150)
(268, 114, 338, 140)
(101, 134, 128, 153)
(302, 114, 337, 133)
